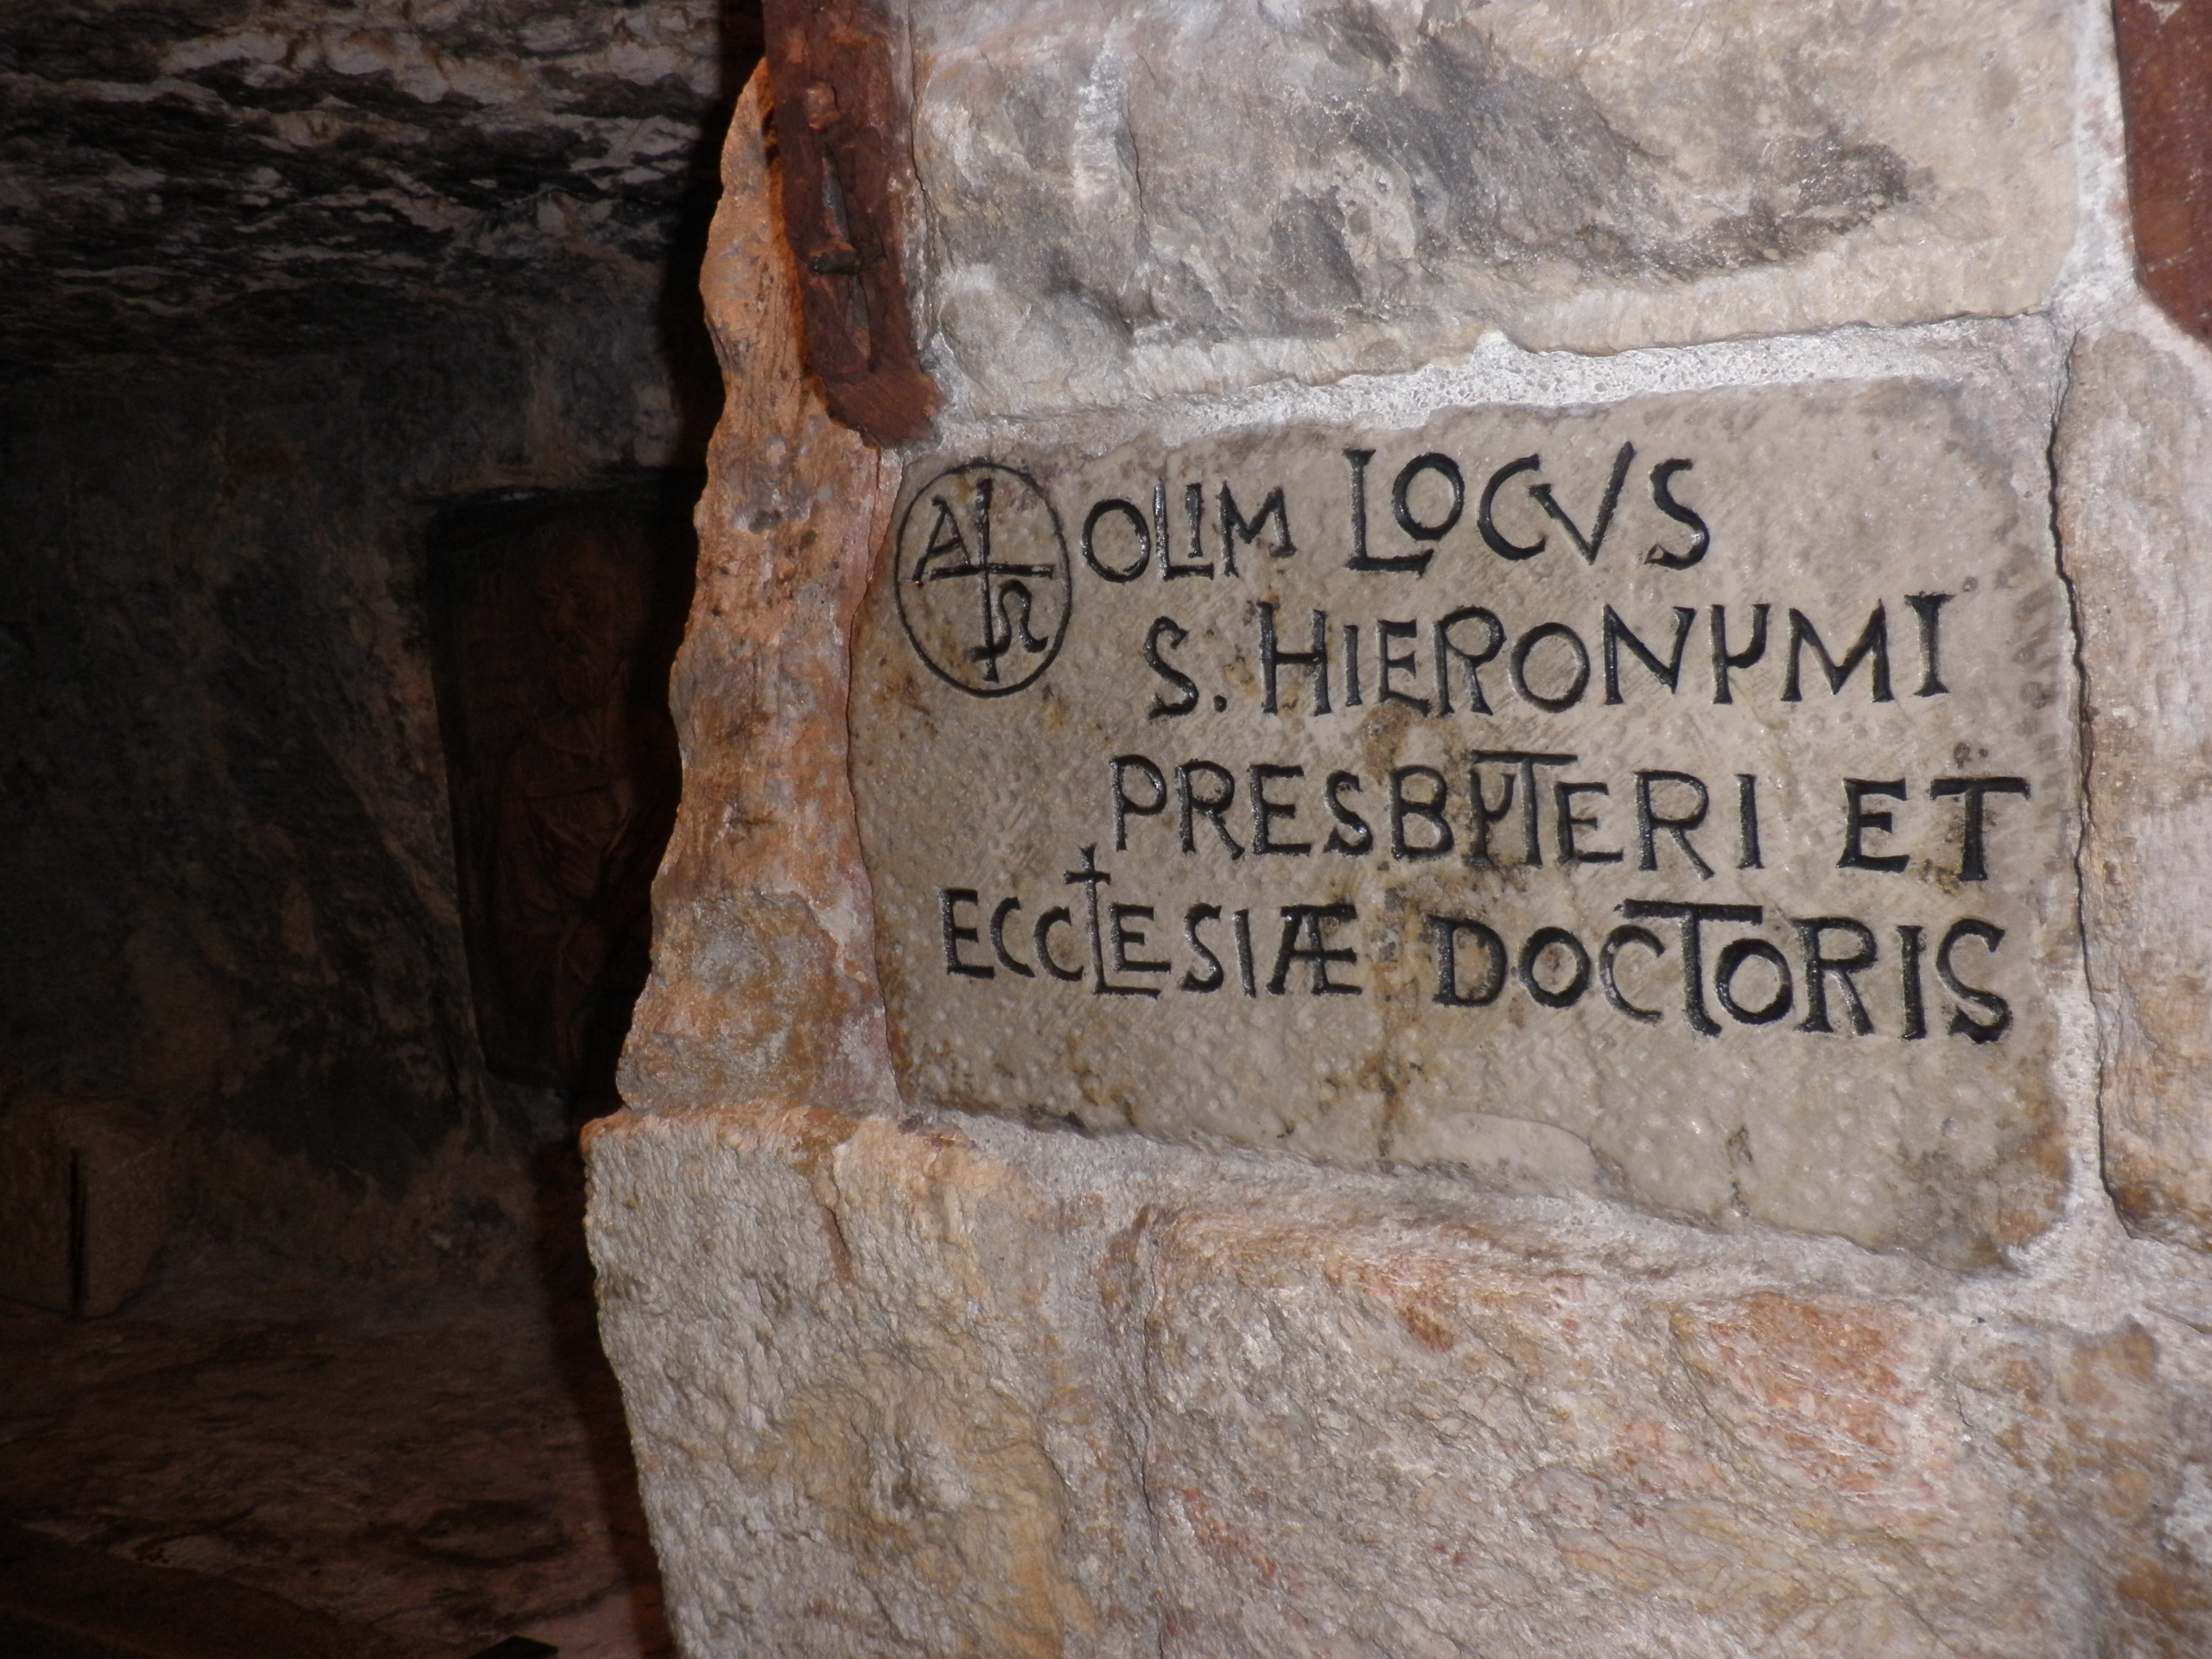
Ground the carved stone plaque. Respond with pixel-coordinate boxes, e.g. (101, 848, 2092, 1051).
(849, 379, 2077, 1265)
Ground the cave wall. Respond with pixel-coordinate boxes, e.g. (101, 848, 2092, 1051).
(0, 0, 753, 1281)
(0, 290, 703, 1274)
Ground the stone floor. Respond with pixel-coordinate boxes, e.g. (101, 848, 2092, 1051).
(0, 1162, 670, 1659)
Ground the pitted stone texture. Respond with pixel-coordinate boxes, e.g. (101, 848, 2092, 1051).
(851, 377, 2079, 1268)
(586, 1104, 2212, 1658)
(908, 0, 2078, 415)
(2059, 321, 2212, 1251)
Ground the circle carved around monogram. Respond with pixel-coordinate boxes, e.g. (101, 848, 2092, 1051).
(893, 461, 1071, 697)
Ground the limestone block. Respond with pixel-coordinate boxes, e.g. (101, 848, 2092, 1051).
(0, 1097, 169, 1318)
(2057, 321, 2212, 1249)
(906, 0, 2081, 414)
(587, 1105, 2212, 1657)
(1134, 1205, 2205, 1656)
(586, 40, 2212, 1659)
(850, 372, 2080, 1267)
(585, 1106, 1154, 1656)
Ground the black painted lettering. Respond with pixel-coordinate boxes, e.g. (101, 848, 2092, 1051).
(1389, 452, 1463, 563)
(1233, 907, 1257, 997)
(1269, 903, 1362, 995)
(1906, 593, 1952, 696)
(1792, 916, 1878, 1034)
(1182, 904, 1226, 993)
(913, 493, 973, 582)
(1391, 766, 1455, 861)
(1324, 771, 1373, 855)
(1082, 498, 1150, 582)
(1785, 605, 1893, 702)
(1111, 903, 1171, 977)
(1429, 914, 1507, 1007)
(1634, 770, 1713, 880)
(1469, 751, 1575, 868)
(1344, 448, 1371, 564)
(1736, 773, 1764, 870)
(1377, 619, 1430, 713)
(1714, 938, 1794, 1026)
(1435, 607, 1504, 715)
(1937, 918, 2011, 1043)
(1066, 844, 1153, 997)
(1249, 764, 1313, 855)
(1519, 926, 1592, 1008)
(941, 888, 992, 978)
(1111, 753, 1168, 851)
(1510, 621, 1592, 712)
(1142, 620, 1200, 720)
(1219, 483, 1296, 575)
(1343, 623, 1363, 707)
(1840, 779, 1911, 874)
(1600, 925, 1667, 1024)
(1710, 603, 1769, 704)
(1344, 448, 1430, 575)
(1164, 481, 1213, 579)
(1898, 923, 1928, 1040)
(1034, 906, 1083, 981)
(1469, 762, 1516, 868)
(1930, 776, 2031, 882)
(1554, 780, 1622, 864)
(1645, 459, 1711, 569)
(1257, 602, 1332, 715)
(1178, 761, 1244, 859)
(1531, 442, 1635, 563)
(1604, 605, 1697, 702)
(1618, 899, 1764, 1038)
(990, 897, 1034, 977)
(1478, 456, 1547, 561)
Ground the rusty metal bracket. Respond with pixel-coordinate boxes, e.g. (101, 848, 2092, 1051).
(762, 0, 940, 447)
(2115, 0, 2212, 341)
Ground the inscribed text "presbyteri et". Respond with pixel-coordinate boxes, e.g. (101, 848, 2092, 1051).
(848, 382, 2074, 1260)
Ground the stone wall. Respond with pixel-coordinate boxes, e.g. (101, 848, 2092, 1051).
(588, 4, 2212, 1652)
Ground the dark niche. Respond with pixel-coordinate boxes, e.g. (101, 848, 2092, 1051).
(426, 475, 697, 1097)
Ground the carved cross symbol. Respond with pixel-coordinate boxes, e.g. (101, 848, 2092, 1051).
(912, 475, 1059, 683)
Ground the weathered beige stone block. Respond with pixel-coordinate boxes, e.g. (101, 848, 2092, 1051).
(851, 377, 2079, 1266)
(588, 1105, 2212, 1657)
(1133, 1204, 2207, 1656)
(907, 0, 2080, 413)
(587, 1106, 1150, 1656)
(2057, 320, 2212, 1250)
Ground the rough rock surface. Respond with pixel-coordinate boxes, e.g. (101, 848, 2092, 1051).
(612, 75, 899, 1125)
(0, 0, 745, 370)
(2059, 317, 2212, 1251)
(591, 1104, 2212, 1657)
(590, 12, 2212, 1656)
(906, 0, 2080, 415)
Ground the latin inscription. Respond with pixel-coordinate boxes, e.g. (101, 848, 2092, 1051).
(850, 382, 2075, 1265)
